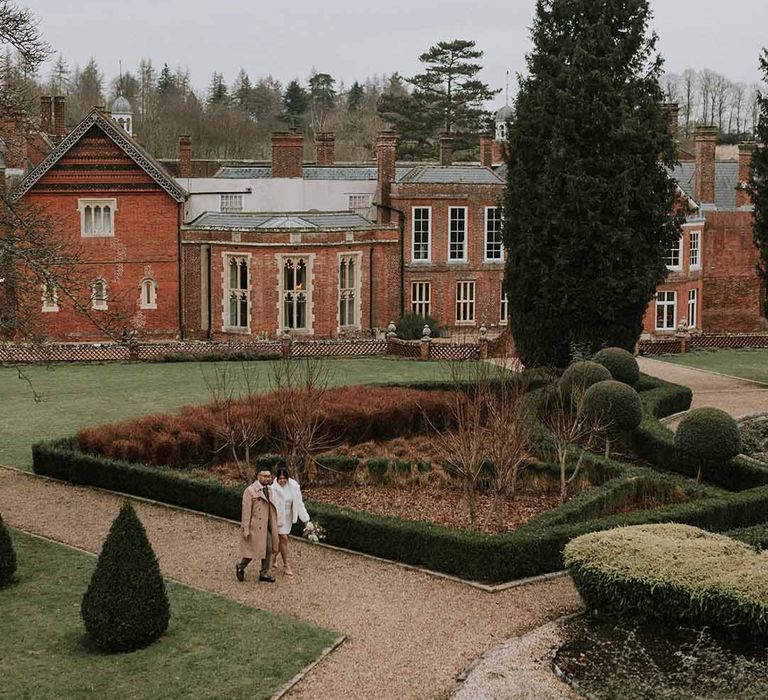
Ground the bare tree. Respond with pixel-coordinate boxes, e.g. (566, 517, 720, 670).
(681, 69, 698, 137)
(731, 82, 747, 134)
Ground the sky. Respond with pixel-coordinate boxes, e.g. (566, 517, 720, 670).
(22, 0, 768, 99)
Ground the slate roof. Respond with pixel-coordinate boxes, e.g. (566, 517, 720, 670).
(399, 165, 504, 185)
(669, 161, 740, 210)
(185, 211, 377, 230)
(214, 165, 412, 181)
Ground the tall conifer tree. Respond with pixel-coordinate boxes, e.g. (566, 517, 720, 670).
(503, 0, 682, 367)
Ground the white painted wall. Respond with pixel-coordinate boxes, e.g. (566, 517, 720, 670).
(177, 177, 378, 223)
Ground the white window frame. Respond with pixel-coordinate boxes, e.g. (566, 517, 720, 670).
(338, 253, 362, 330)
(348, 194, 372, 218)
(220, 194, 243, 213)
(485, 207, 503, 261)
(655, 290, 676, 331)
(456, 280, 475, 324)
(412, 207, 431, 262)
(448, 206, 468, 262)
(278, 255, 314, 333)
(41, 281, 59, 313)
(500, 283, 508, 324)
(689, 230, 701, 271)
(411, 281, 431, 317)
(78, 199, 116, 238)
(688, 288, 698, 328)
(91, 278, 108, 310)
(665, 236, 682, 271)
(223, 254, 250, 332)
(139, 278, 157, 310)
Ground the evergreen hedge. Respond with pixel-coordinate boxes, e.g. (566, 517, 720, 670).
(565, 524, 768, 638)
(0, 512, 17, 587)
(82, 502, 170, 652)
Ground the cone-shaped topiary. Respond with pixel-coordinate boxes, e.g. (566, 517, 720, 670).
(82, 501, 170, 652)
(675, 408, 742, 469)
(593, 347, 640, 386)
(561, 361, 612, 401)
(0, 511, 17, 587)
(580, 380, 643, 432)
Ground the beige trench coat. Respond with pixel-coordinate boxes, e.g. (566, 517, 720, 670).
(239, 483, 279, 560)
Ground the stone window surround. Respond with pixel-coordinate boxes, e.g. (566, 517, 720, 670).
(222, 253, 252, 333)
(41, 281, 59, 313)
(277, 253, 316, 335)
(91, 278, 108, 310)
(139, 277, 157, 310)
(338, 252, 362, 331)
(78, 198, 117, 238)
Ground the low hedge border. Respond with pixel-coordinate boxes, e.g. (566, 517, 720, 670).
(727, 522, 768, 550)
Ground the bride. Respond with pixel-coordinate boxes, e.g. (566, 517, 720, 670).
(270, 467, 312, 576)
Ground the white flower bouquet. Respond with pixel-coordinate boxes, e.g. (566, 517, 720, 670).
(303, 521, 326, 544)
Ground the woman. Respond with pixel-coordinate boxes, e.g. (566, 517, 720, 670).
(270, 467, 311, 576)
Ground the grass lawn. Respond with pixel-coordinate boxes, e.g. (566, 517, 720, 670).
(0, 358, 443, 471)
(655, 349, 768, 384)
(1, 530, 337, 700)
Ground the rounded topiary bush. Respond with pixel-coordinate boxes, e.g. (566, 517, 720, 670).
(580, 380, 643, 432)
(593, 347, 640, 386)
(675, 408, 742, 467)
(561, 361, 612, 400)
(82, 502, 170, 652)
(395, 313, 441, 340)
(0, 512, 17, 587)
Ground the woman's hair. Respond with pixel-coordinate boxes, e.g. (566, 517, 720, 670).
(275, 468, 290, 481)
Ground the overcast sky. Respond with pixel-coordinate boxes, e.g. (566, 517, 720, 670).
(24, 0, 768, 99)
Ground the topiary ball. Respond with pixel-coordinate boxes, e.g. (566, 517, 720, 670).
(0, 512, 17, 588)
(593, 347, 640, 386)
(561, 361, 612, 400)
(675, 408, 742, 465)
(82, 502, 170, 652)
(580, 380, 643, 432)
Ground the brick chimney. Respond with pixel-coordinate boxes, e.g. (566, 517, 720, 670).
(694, 125, 718, 206)
(53, 96, 66, 137)
(40, 96, 53, 134)
(375, 131, 398, 224)
(662, 102, 680, 139)
(314, 132, 335, 165)
(737, 142, 757, 208)
(479, 135, 494, 168)
(179, 135, 192, 178)
(271, 132, 304, 178)
(438, 131, 454, 166)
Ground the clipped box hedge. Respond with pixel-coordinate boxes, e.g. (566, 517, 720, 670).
(565, 523, 768, 638)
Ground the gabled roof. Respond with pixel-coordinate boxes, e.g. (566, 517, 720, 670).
(185, 211, 377, 231)
(669, 161, 740, 211)
(11, 108, 187, 203)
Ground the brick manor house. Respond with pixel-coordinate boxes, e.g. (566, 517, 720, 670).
(1, 97, 765, 343)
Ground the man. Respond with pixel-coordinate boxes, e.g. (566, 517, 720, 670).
(236, 468, 279, 583)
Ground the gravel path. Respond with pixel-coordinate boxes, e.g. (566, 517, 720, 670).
(638, 357, 768, 427)
(0, 469, 582, 700)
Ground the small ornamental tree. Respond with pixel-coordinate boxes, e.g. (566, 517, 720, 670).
(560, 361, 612, 403)
(675, 408, 743, 482)
(580, 380, 643, 457)
(0, 511, 17, 587)
(593, 347, 640, 386)
(82, 502, 169, 652)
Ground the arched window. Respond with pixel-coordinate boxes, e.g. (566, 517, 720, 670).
(91, 279, 108, 310)
(282, 257, 308, 330)
(339, 255, 360, 329)
(79, 199, 116, 237)
(139, 278, 157, 309)
(41, 281, 59, 313)
(226, 256, 249, 329)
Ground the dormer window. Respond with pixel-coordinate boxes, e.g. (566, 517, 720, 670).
(79, 199, 116, 237)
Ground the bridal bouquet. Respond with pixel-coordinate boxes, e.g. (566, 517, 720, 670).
(303, 521, 326, 544)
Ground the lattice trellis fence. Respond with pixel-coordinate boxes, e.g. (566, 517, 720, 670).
(430, 344, 480, 361)
(386, 338, 422, 358)
(291, 340, 387, 357)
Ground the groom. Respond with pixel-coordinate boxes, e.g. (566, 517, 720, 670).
(236, 468, 279, 583)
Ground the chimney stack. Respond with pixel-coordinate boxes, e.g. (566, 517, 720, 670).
(314, 132, 335, 165)
(737, 142, 757, 208)
(375, 131, 398, 224)
(694, 125, 718, 206)
(662, 102, 680, 140)
(438, 131, 454, 166)
(479, 135, 494, 168)
(271, 132, 304, 178)
(179, 135, 192, 178)
(53, 96, 66, 137)
(40, 96, 53, 134)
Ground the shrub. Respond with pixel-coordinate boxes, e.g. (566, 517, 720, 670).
(675, 408, 743, 473)
(395, 313, 441, 340)
(728, 522, 768, 550)
(580, 380, 643, 432)
(593, 347, 640, 386)
(0, 512, 17, 587)
(81, 502, 170, 652)
(560, 361, 611, 401)
(565, 523, 768, 638)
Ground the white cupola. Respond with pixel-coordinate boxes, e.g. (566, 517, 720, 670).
(111, 95, 133, 136)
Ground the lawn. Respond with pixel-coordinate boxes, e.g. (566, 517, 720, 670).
(0, 358, 442, 471)
(1, 530, 337, 700)
(656, 349, 768, 384)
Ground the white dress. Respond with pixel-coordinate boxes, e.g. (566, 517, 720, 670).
(271, 478, 310, 536)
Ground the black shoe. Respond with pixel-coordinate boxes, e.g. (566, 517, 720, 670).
(236, 564, 245, 582)
(259, 574, 276, 583)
